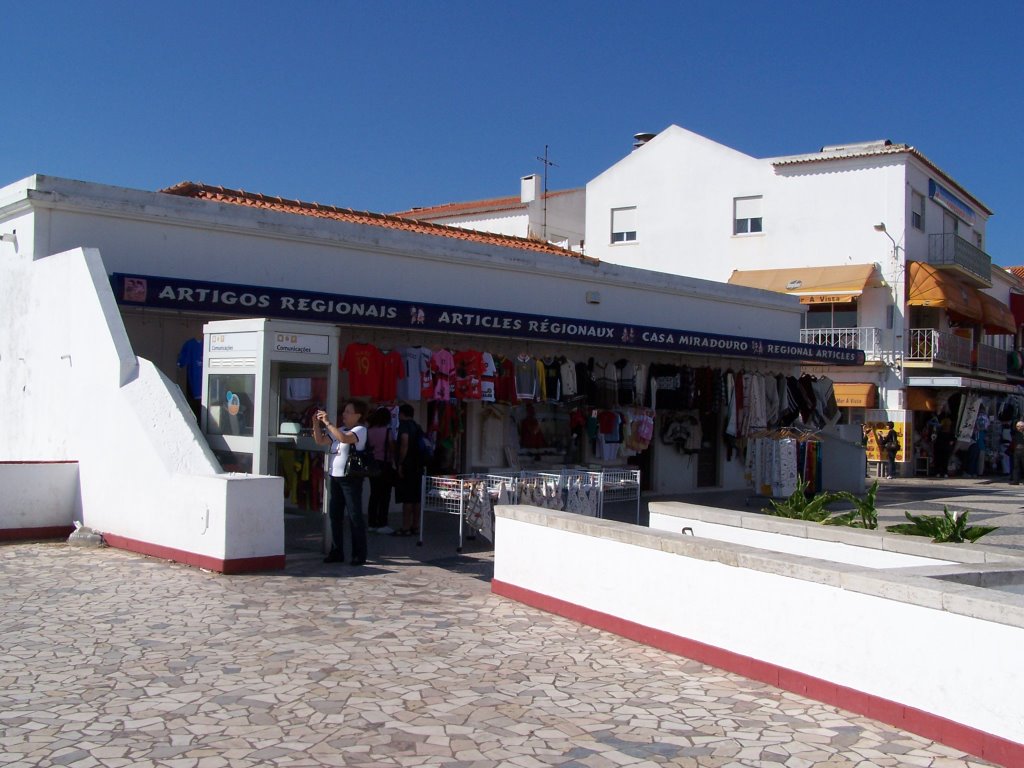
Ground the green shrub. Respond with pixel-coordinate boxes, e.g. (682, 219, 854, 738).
(763, 478, 845, 522)
(885, 506, 997, 543)
(826, 480, 879, 529)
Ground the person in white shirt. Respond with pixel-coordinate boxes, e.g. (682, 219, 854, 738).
(313, 400, 369, 565)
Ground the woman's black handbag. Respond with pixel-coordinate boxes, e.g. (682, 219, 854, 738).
(345, 447, 381, 478)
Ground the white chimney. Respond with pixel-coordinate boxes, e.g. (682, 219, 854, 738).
(521, 174, 541, 204)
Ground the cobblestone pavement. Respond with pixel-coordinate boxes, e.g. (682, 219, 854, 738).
(0, 534, 997, 767)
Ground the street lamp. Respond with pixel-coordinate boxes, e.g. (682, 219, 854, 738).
(873, 221, 905, 411)
(874, 222, 897, 252)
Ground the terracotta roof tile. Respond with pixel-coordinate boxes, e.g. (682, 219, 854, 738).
(1006, 266, 1024, 281)
(159, 182, 594, 261)
(394, 188, 581, 219)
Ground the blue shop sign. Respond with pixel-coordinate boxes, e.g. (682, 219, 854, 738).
(111, 273, 864, 366)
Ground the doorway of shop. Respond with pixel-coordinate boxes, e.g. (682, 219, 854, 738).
(696, 411, 720, 487)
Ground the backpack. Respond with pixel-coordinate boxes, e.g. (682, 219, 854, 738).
(885, 431, 901, 452)
(418, 427, 435, 461)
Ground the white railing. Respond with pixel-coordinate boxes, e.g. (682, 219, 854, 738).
(906, 329, 972, 369)
(800, 327, 883, 360)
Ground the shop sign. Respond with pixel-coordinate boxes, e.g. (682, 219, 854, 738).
(112, 273, 865, 366)
(273, 332, 329, 355)
(208, 331, 258, 353)
(928, 180, 976, 227)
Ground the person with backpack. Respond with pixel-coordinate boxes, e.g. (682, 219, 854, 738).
(877, 421, 900, 479)
(393, 403, 424, 537)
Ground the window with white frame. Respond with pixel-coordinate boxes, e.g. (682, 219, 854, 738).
(733, 196, 763, 235)
(911, 190, 925, 231)
(610, 207, 637, 243)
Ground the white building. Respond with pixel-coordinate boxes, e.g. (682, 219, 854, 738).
(1, 174, 866, 569)
(586, 126, 1023, 475)
(395, 174, 585, 252)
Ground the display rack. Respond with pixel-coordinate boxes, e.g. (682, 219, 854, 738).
(518, 468, 641, 523)
(419, 473, 517, 552)
(597, 468, 642, 523)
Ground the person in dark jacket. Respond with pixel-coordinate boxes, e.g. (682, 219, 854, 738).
(1010, 421, 1024, 485)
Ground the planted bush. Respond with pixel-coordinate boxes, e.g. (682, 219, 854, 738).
(885, 507, 997, 544)
(762, 478, 846, 522)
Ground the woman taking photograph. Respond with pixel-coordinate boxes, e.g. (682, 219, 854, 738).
(313, 400, 369, 566)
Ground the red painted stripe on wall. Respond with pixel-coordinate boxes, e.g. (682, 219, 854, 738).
(491, 579, 1024, 767)
(101, 533, 285, 574)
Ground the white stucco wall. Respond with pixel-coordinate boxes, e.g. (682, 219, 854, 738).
(494, 506, 1024, 751)
(10, 175, 799, 342)
(0, 244, 283, 566)
(586, 126, 990, 286)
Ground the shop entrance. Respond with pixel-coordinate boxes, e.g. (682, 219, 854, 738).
(696, 411, 720, 487)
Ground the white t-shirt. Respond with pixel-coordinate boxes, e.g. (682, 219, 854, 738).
(328, 425, 367, 477)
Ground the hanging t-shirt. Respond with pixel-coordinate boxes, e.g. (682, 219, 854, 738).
(177, 338, 203, 400)
(378, 348, 403, 402)
(480, 352, 498, 402)
(430, 348, 456, 401)
(341, 343, 382, 398)
(514, 354, 537, 401)
(454, 349, 483, 400)
(495, 357, 516, 403)
(398, 346, 431, 401)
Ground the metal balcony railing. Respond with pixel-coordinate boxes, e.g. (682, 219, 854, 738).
(976, 343, 1008, 375)
(906, 328, 972, 369)
(800, 327, 883, 360)
(927, 233, 991, 284)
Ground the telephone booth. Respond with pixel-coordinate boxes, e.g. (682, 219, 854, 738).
(201, 319, 340, 503)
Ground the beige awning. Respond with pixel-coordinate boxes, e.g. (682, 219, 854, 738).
(727, 264, 883, 304)
(833, 382, 877, 408)
(905, 261, 983, 322)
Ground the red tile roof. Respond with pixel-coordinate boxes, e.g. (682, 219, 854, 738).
(1006, 266, 1024, 281)
(394, 188, 581, 220)
(160, 182, 592, 261)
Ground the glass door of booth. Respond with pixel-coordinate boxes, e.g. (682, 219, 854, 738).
(205, 370, 258, 473)
(268, 362, 331, 513)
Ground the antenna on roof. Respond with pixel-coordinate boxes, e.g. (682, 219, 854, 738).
(535, 145, 558, 241)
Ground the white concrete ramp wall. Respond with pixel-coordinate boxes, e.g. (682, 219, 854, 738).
(0, 247, 283, 571)
(493, 505, 1024, 767)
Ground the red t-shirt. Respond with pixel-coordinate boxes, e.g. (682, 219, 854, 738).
(341, 343, 382, 398)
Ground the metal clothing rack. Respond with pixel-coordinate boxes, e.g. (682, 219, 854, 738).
(418, 473, 517, 552)
(519, 467, 642, 523)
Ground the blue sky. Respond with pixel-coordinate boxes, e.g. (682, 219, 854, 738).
(5, 1, 1022, 263)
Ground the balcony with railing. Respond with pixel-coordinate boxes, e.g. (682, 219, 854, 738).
(906, 328, 972, 369)
(976, 343, 1009, 376)
(927, 233, 991, 286)
(800, 327, 883, 361)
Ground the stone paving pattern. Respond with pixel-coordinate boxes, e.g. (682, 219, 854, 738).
(0, 517, 999, 768)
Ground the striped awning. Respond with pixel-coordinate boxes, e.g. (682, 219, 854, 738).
(978, 292, 1017, 334)
(905, 261, 983, 322)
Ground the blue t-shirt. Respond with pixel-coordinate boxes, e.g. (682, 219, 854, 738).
(177, 338, 203, 399)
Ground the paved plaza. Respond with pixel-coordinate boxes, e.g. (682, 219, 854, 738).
(3, 479, 1014, 768)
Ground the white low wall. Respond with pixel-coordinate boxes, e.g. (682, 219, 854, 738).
(648, 503, 963, 569)
(0, 462, 79, 537)
(493, 505, 1024, 765)
(0, 247, 283, 571)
